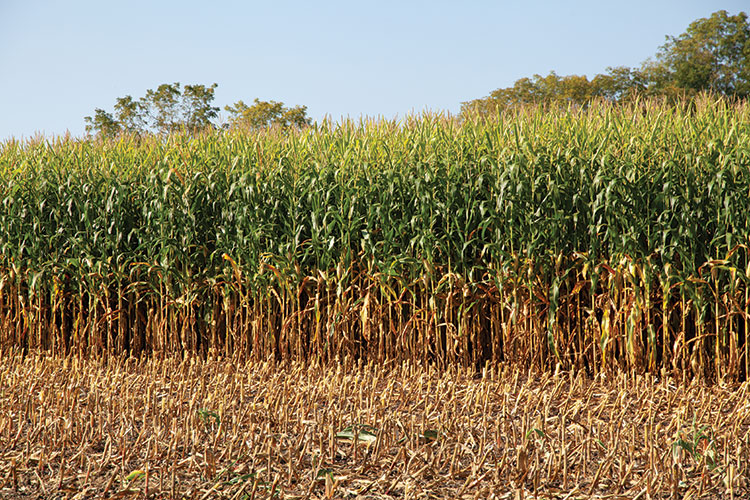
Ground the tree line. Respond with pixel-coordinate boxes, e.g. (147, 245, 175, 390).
(461, 10, 750, 117)
(85, 83, 311, 138)
(86, 10, 748, 137)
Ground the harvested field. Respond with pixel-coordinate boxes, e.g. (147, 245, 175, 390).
(1, 352, 748, 499)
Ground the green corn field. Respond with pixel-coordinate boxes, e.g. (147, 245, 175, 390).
(1, 97, 750, 380)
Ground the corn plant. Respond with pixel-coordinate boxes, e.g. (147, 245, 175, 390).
(0, 97, 749, 379)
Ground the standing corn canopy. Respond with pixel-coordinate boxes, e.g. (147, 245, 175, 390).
(1, 98, 750, 380)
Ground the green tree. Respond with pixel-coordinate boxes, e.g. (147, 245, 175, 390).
(591, 66, 646, 102)
(84, 109, 121, 138)
(86, 82, 220, 137)
(461, 10, 749, 120)
(280, 104, 312, 129)
(649, 10, 750, 98)
(114, 96, 146, 135)
(142, 83, 183, 134)
(182, 83, 219, 132)
(224, 98, 311, 130)
(461, 72, 608, 118)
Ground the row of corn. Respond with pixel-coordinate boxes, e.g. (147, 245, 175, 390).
(1, 98, 749, 379)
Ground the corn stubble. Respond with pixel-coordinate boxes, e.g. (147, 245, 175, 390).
(0, 352, 748, 499)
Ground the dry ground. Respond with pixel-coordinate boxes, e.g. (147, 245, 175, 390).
(0, 352, 749, 499)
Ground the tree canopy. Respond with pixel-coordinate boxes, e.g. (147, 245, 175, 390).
(650, 10, 750, 97)
(462, 10, 749, 118)
(85, 82, 220, 138)
(224, 99, 312, 130)
(85, 84, 311, 139)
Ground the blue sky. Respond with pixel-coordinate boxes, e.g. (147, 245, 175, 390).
(0, 1, 746, 140)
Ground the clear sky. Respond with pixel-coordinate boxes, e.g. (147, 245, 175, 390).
(1, 1, 746, 140)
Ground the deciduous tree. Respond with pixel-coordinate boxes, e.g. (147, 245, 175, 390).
(182, 83, 220, 132)
(85, 82, 220, 137)
(224, 98, 311, 130)
(461, 10, 749, 120)
(649, 10, 750, 98)
(84, 109, 121, 138)
(114, 96, 146, 135)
